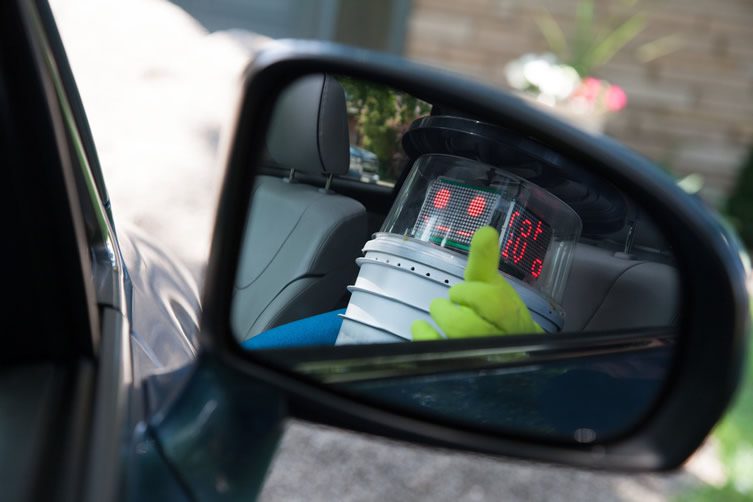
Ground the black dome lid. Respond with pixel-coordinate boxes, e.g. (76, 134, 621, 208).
(402, 115, 627, 237)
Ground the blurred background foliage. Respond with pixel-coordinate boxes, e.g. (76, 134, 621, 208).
(339, 76, 430, 182)
(535, 0, 684, 78)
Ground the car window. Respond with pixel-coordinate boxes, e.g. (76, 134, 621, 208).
(339, 77, 430, 187)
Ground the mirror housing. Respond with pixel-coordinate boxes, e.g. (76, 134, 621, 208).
(201, 41, 749, 470)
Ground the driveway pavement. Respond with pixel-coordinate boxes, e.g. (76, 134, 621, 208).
(50, 1, 723, 500)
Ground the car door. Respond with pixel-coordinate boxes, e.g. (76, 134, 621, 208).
(0, 1, 136, 500)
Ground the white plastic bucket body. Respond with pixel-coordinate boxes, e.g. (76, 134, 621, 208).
(336, 234, 563, 345)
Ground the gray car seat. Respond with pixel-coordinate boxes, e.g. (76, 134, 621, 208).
(562, 243, 679, 332)
(232, 74, 367, 341)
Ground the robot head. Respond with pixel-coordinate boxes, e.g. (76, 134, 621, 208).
(336, 150, 581, 345)
(384, 153, 582, 310)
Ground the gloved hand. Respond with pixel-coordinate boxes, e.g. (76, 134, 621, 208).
(411, 226, 544, 341)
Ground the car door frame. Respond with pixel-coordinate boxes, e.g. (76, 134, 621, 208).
(1, 2, 140, 500)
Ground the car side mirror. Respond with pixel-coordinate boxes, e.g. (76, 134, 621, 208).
(199, 41, 748, 472)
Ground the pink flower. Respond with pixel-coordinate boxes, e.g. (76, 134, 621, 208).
(576, 77, 602, 103)
(605, 84, 627, 112)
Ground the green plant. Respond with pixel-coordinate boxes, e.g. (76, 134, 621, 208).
(726, 146, 753, 250)
(535, 0, 684, 77)
(339, 77, 430, 181)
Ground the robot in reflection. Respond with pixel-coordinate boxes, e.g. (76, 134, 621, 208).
(244, 153, 581, 349)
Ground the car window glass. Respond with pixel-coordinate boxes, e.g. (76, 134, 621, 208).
(339, 77, 430, 187)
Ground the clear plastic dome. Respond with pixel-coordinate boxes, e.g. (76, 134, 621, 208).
(381, 154, 582, 304)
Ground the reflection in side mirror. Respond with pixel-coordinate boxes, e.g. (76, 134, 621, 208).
(232, 74, 680, 345)
(228, 73, 681, 444)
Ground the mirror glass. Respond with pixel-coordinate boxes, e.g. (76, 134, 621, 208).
(230, 73, 680, 443)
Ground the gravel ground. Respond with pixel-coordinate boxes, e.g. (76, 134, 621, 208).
(258, 420, 709, 502)
(50, 1, 724, 500)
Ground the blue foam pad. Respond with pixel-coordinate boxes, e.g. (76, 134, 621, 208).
(241, 309, 345, 350)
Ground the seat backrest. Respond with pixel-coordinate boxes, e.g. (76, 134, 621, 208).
(562, 243, 679, 332)
(232, 74, 367, 340)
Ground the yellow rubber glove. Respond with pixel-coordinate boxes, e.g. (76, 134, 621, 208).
(411, 226, 544, 341)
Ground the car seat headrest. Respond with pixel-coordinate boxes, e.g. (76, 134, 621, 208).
(266, 73, 350, 176)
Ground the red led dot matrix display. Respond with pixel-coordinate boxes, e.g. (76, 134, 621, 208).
(467, 196, 486, 217)
(413, 178, 554, 283)
(413, 178, 500, 251)
(500, 204, 552, 280)
(433, 188, 451, 209)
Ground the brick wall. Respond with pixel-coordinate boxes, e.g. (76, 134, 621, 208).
(405, 0, 753, 205)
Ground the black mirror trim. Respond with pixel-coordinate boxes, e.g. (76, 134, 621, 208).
(200, 41, 749, 471)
